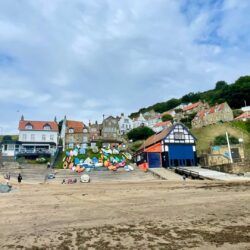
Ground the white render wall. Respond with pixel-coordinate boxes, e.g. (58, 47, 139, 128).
(19, 130, 58, 145)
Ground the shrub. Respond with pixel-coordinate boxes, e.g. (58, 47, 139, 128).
(127, 126, 155, 141)
(213, 134, 239, 145)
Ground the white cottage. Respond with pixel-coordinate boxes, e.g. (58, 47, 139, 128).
(133, 113, 148, 128)
(119, 113, 133, 135)
(18, 116, 59, 157)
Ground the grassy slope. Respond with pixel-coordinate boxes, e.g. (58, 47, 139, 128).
(191, 122, 250, 157)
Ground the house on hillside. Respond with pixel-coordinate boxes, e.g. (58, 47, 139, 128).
(119, 113, 133, 135)
(17, 116, 59, 157)
(153, 121, 172, 133)
(146, 114, 162, 129)
(101, 116, 121, 142)
(133, 113, 148, 128)
(162, 109, 176, 118)
(183, 101, 209, 115)
(61, 117, 88, 150)
(235, 112, 250, 121)
(134, 123, 197, 168)
(192, 102, 234, 128)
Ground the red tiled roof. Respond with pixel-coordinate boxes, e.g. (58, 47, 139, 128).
(235, 112, 250, 120)
(139, 126, 172, 150)
(66, 120, 85, 133)
(154, 121, 172, 127)
(183, 102, 201, 112)
(19, 120, 58, 131)
(194, 103, 227, 119)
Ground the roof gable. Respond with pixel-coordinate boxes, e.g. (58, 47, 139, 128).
(138, 123, 196, 151)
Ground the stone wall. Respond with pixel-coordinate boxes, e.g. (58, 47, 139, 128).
(205, 162, 250, 174)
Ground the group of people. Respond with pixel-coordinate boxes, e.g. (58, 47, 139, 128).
(4, 172, 22, 185)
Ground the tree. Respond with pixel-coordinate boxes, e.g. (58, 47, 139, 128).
(2, 135, 12, 142)
(213, 134, 239, 145)
(215, 81, 228, 90)
(127, 126, 155, 142)
(162, 114, 173, 122)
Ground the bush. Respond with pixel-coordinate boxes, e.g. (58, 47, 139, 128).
(127, 126, 155, 141)
(162, 114, 173, 122)
(213, 134, 239, 145)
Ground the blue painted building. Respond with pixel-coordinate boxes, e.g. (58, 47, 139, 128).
(135, 123, 197, 168)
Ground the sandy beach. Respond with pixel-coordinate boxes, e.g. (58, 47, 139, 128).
(0, 179, 249, 249)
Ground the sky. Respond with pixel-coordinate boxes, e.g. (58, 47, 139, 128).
(0, 0, 250, 134)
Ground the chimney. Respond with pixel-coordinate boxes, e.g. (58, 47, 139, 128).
(21, 115, 24, 121)
(54, 116, 57, 122)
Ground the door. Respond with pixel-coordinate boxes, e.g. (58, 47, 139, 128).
(148, 153, 161, 168)
(168, 144, 195, 167)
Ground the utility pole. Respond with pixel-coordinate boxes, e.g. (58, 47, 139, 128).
(226, 131, 233, 164)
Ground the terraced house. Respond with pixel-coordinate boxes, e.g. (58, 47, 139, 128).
(101, 116, 121, 142)
(192, 102, 234, 128)
(61, 118, 88, 150)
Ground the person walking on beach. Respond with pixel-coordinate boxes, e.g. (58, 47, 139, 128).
(17, 173, 22, 183)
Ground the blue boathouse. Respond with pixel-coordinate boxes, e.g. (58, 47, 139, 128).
(135, 123, 197, 168)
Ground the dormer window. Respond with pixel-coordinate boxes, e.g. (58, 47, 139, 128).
(25, 123, 33, 130)
(43, 124, 51, 130)
(69, 128, 74, 133)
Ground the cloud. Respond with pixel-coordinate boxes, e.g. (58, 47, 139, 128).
(0, 0, 250, 133)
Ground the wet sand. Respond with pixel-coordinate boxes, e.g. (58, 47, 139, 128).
(0, 180, 249, 249)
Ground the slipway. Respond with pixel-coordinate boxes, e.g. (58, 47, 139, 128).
(174, 167, 250, 181)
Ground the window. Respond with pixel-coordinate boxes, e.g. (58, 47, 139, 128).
(83, 129, 88, 133)
(69, 128, 74, 133)
(174, 132, 185, 140)
(43, 124, 51, 130)
(25, 124, 33, 130)
(22, 134, 27, 141)
(8, 144, 15, 150)
(31, 134, 35, 141)
(42, 135, 46, 141)
(50, 135, 54, 141)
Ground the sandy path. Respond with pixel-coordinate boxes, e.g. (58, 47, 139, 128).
(0, 180, 250, 249)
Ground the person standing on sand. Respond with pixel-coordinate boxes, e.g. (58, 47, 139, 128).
(17, 173, 22, 183)
(5, 172, 10, 185)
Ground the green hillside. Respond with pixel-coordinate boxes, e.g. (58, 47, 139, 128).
(130, 75, 250, 118)
(191, 121, 250, 157)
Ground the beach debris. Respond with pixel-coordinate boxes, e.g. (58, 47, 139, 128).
(80, 174, 90, 183)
